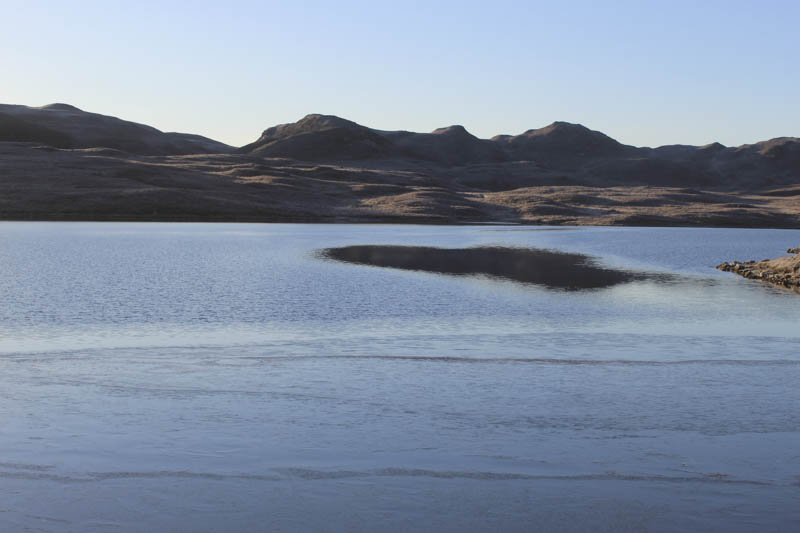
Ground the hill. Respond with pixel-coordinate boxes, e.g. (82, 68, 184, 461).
(0, 103, 232, 155)
(239, 114, 799, 190)
(0, 103, 797, 227)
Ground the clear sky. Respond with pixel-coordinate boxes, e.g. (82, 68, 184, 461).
(2, 0, 797, 148)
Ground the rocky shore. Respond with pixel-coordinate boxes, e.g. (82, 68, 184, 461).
(717, 247, 800, 290)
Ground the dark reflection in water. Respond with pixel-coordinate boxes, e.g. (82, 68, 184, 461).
(321, 245, 653, 290)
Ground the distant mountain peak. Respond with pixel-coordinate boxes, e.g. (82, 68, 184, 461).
(699, 141, 726, 151)
(39, 103, 82, 112)
(255, 114, 368, 141)
(296, 114, 361, 130)
(240, 114, 390, 159)
(525, 121, 592, 136)
(431, 125, 474, 137)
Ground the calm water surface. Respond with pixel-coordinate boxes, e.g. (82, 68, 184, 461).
(1, 222, 799, 532)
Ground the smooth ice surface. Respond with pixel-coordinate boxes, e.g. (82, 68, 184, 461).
(1, 222, 799, 532)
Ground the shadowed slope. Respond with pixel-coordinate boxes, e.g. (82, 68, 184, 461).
(0, 112, 73, 147)
(239, 114, 392, 160)
(493, 121, 632, 165)
(382, 125, 506, 165)
(0, 103, 232, 155)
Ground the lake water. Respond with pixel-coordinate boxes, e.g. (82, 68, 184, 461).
(1, 222, 799, 532)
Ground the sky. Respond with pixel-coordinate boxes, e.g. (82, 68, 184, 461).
(1, 0, 798, 148)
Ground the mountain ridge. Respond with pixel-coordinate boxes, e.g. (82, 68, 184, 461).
(0, 103, 797, 227)
(0, 103, 233, 155)
(237, 113, 799, 189)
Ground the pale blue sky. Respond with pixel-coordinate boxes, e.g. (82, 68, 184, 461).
(1, 0, 797, 148)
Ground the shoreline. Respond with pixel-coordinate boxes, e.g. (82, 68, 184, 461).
(1, 214, 800, 229)
(717, 248, 800, 291)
